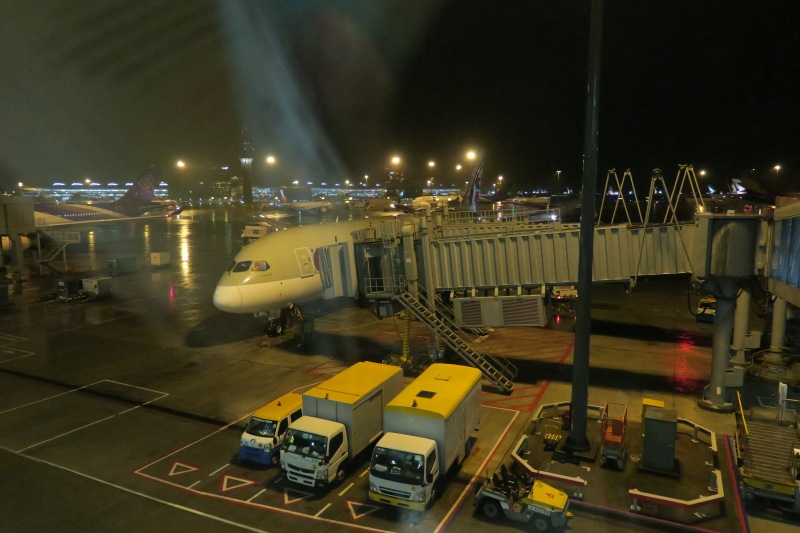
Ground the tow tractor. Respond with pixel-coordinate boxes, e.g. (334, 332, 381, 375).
(475, 463, 572, 531)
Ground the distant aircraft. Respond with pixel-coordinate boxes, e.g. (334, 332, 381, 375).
(276, 189, 335, 213)
(213, 158, 485, 333)
(34, 166, 181, 227)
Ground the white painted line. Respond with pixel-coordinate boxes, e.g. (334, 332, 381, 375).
(314, 503, 331, 517)
(1, 445, 274, 533)
(0, 379, 167, 415)
(188, 480, 201, 489)
(0, 381, 103, 414)
(359, 468, 369, 478)
(103, 380, 169, 395)
(0, 354, 33, 365)
(209, 463, 231, 477)
(17, 414, 117, 452)
(433, 406, 520, 533)
(272, 475, 284, 484)
(338, 482, 354, 497)
(247, 488, 266, 503)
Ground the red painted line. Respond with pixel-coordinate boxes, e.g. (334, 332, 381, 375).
(433, 407, 520, 533)
(133, 470, 389, 533)
(724, 436, 749, 533)
(570, 499, 722, 533)
(629, 490, 724, 508)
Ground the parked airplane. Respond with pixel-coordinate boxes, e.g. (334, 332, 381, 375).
(213, 159, 485, 333)
(276, 189, 336, 213)
(34, 166, 181, 227)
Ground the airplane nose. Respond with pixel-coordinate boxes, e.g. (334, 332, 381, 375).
(213, 285, 242, 312)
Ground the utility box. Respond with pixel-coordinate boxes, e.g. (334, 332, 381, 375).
(108, 257, 138, 276)
(641, 407, 678, 475)
(242, 224, 271, 240)
(82, 277, 112, 297)
(57, 279, 82, 299)
(150, 251, 170, 266)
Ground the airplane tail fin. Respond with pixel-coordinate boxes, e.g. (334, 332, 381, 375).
(279, 189, 288, 204)
(112, 165, 158, 216)
(459, 158, 484, 212)
(489, 179, 511, 202)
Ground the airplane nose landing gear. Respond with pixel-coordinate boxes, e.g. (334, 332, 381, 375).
(264, 304, 302, 336)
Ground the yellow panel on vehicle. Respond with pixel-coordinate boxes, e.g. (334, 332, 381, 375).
(252, 392, 303, 421)
(525, 480, 568, 511)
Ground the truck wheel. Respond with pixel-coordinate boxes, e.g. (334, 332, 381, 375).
(334, 466, 345, 485)
(533, 516, 550, 531)
(480, 498, 501, 519)
(270, 453, 280, 466)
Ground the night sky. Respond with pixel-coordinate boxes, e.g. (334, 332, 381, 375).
(1, 1, 798, 195)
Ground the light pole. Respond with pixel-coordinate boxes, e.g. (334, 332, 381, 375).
(556, 170, 561, 192)
(774, 165, 781, 190)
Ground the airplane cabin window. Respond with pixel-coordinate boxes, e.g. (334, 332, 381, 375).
(232, 261, 253, 273)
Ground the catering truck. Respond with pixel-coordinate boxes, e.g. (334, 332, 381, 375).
(368, 363, 482, 510)
(281, 362, 404, 488)
(238, 392, 303, 466)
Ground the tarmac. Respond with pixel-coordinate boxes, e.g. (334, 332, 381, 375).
(0, 207, 797, 532)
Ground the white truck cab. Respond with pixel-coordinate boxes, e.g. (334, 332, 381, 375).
(369, 432, 439, 510)
(281, 416, 349, 487)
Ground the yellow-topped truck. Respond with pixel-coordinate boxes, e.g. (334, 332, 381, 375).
(368, 364, 482, 510)
(281, 362, 404, 488)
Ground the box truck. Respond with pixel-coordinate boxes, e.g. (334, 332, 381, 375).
(369, 363, 482, 510)
(281, 362, 404, 488)
(238, 392, 303, 466)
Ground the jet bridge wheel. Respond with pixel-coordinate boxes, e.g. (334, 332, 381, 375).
(479, 498, 502, 519)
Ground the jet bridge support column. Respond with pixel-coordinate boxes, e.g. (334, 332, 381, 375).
(769, 297, 788, 353)
(699, 278, 738, 412)
(730, 285, 751, 364)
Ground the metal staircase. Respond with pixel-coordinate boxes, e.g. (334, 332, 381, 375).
(36, 230, 81, 272)
(397, 284, 516, 394)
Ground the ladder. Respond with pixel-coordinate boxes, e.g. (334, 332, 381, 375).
(397, 285, 516, 394)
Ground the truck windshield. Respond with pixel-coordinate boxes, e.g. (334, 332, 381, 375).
(370, 446, 424, 483)
(245, 417, 277, 438)
(285, 428, 328, 458)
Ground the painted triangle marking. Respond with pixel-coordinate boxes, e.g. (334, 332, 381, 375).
(221, 474, 257, 492)
(346, 501, 381, 520)
(284, 487, 315, 504)
(168, 462, 199, 476)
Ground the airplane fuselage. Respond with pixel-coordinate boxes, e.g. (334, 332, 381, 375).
(213, 219, 374, 314)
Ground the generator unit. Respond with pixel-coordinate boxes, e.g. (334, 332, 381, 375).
(82, 277, 112, 297)
(57, 278, 82, 299)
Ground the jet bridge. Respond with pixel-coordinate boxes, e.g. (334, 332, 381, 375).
(319, 198, 774, 398)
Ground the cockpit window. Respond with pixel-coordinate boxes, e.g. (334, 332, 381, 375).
(251, 260, 269, 271)
(232, 260, 252, 272)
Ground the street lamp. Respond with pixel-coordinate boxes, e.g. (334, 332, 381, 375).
(774, 165, 781, 189)
(556, 170, 561, 191)
(466, 151, 476, 160)
(364, 175, 369, 188)
(266, 155, 276, 165)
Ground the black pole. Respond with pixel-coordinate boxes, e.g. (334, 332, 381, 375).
(566, 0, 604, 452)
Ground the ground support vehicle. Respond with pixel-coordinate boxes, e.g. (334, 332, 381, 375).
(281, 362, 404, 488)
(369, 364, 482, 510)
(475, 468, 572, 531)
(600, 402, 628, 470)
(735, 392, 800, 512)
(239, 392, 303, 466)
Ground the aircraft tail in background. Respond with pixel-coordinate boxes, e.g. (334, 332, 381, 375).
(111, 165, 159, 216)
